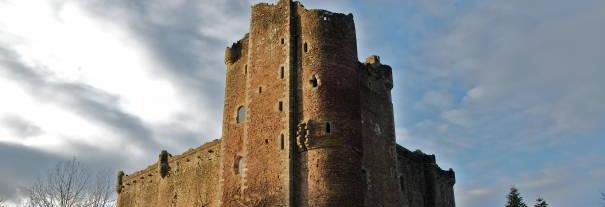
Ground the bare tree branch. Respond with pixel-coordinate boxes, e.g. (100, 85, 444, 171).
(23, 158, 115, 207)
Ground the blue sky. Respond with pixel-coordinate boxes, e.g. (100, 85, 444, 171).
(0, 0, 604, 206)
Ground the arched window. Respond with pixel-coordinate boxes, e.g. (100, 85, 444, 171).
(236, 106, 246, 124)
(234, 156, 244, 175)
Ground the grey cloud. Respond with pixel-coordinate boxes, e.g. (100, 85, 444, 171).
(0, 115, 43, 138)
(0, 143, 62, 201)
(0, 47, 159, 150)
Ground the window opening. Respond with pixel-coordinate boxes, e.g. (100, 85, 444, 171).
(236, 106, 246, 124)
(325, 122, 331, 134)
(304, 42, 308, 53)
(258, 87, 262, 94)
(310, 75, 318, 88)
(281, 38, 285, 44)
(244, 65, 248, 75)
(399, 176, 405, 191)
(280, 66, 285, 79)
(280, 134, 285, 150)
(362, 169, 368, 190)
(278, 101, 283, 112)
(234, 156, 243, 175)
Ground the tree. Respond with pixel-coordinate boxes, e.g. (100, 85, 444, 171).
(533, 197, 548, 207)
(505, 187, 528, 207)
(22, 158, 114, 207)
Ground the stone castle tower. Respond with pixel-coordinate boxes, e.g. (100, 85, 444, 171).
(116, 1, 456, 207)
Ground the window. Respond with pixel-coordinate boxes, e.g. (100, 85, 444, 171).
(258, 86, 262, 94)
(309, 75, 318, 88)
(280, 66, 285, 79)
(304, 42, 308, 53)
(399, 176, 405, 192)
(325, 122, 331, 134)
(278, 101, 283, 112)
(362, 169, 368, 190)
(236, 106, 246, 124)
(244, 64, 248, 75)
(281, 38, 285, 44)
(234, 156, 244, 175)
(280, 134, 285, 150)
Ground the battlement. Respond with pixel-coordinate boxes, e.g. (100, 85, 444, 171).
(117, 139, 221, 193)
(396, 145, 456, 182)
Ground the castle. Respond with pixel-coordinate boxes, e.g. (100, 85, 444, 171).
(116, 1, 456, 206)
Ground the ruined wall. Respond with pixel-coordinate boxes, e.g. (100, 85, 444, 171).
(116, 140, 221, 207)
(293, 3, 364, 207)
(396, 146, 456, 207)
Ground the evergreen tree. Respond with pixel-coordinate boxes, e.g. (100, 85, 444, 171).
(534, 197, 548, 207)
(505, 187, 528, 207)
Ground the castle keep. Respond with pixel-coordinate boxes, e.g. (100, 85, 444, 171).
(116, 1, 456, 206)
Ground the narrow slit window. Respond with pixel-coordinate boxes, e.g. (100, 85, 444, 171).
(280, 134, 285, 150)
(236, 106, 246, 124)
(399, 176, 405, 191)
(280, 66, 285, 79)
(304, 42, 308, 53)
(362, 169, 368, 190)
(310, 75, 318, 88)
(281, 38, 285, 44)
(258, 87, 262, 94)
(278, 101, 283, 112)
(234, 156, 243, 175)
(244, 64, 248, 75)
(325, 122, 331, 134)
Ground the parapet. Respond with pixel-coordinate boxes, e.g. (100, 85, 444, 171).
(117, 139, 222, 192)
(396, 144, 455, 183)
(360, 55, 393, 91)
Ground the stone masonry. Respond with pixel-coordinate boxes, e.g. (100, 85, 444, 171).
(116, 1, 456, 206)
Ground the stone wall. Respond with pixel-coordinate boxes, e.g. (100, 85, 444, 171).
(396, 145, 456, 207)
(220, 0, 293, 206)
(359, 55, 401, 206)
(293, 2, 364, 207)
(116, 140, 221, 207)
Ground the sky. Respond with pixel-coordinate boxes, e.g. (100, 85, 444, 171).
(0, 0, 604, 206)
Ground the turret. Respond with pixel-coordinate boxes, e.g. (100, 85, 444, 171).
(293, 4, 364, 207)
